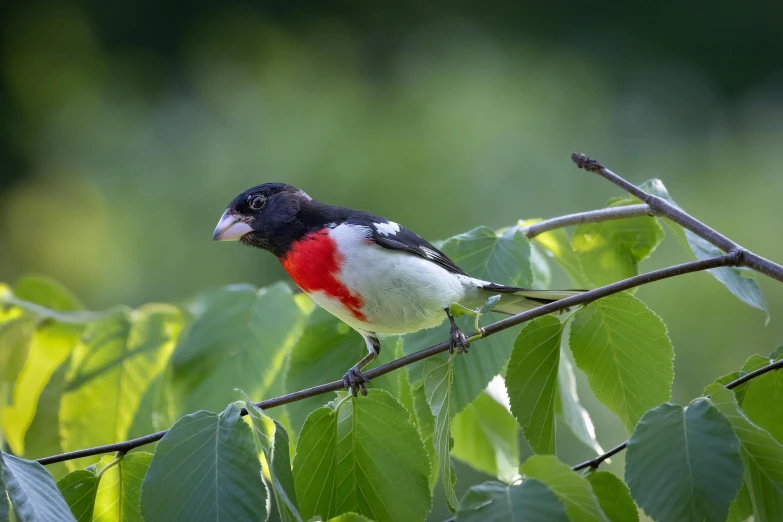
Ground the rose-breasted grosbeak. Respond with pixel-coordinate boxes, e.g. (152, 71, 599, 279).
(214, 183, 580, 396)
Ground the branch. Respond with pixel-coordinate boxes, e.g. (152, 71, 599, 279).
(36, 253, 738, 466)
(572, 153, 783, 283)
(520, 204, 652, 239)
(571, 357, 783, 472)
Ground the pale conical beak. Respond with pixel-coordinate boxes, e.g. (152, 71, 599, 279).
(213, 210, 253, 241)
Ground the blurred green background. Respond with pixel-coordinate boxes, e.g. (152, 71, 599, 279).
(2, 1, 782, 518)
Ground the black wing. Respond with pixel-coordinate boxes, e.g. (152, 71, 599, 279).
(345, 213, 467, 276)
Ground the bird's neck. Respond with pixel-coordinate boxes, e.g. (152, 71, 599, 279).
(241, 200, 351, 259)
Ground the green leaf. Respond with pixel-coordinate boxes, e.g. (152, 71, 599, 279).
(168, 283, 306, 422)
(20, 360, 71, 481)
(423, 357, 457, 511)
(625, 400, 743, 522)
(572, 199, 663, 287)
(292, 390, 431, 522)
(396, 343, 415, 422)
(56, 470, 98, 522)
(520, 219, 588, 288)
(92, 453, 151, 522)
(242, 395, 301, 522)
(770, 346, 783, 360)
(558, 351, 604, 455)
(441, 226, 533, 287)
(284, 308, 397, 433)
(568, 293, 674, 432)
(1, 468, 10, 522)
(455, 480, 569, 522)
(638, 179, 768, 318)
(478, 294, 501, 315)
(1, 277, 85, 457)
(530, 242, 554, 288)
(11, 276, 83, 312)
(740, 354, 770, 374)
(410, 380, 438, 490)
(686, 230, 768, 317)
(715, 354, 771, 406)
(519, 455, 607, 522)
(505, 316, 562, 454)
(59, 306, 182, 469)
(2, 321, 81, 457)
(0, 317, 36, 401)
(709, 384, 783, 522)
(0, 452, 76, 522)
(451, 392, 519, 481)
(125, 369, 167, 442)
(586, 472, 638, 522)
(0, 468, 11, 522)
(0, 277, 105, 325)
(635, 179, 688, 248)
(726, 482, 753, 522)
(737, 357, 783, 443)
(140, 402, 267, 522)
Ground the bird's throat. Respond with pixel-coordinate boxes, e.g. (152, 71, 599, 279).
(280, 229, 367, 321)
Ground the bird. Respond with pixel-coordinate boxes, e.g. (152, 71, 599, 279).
(213, 183, 581, 396)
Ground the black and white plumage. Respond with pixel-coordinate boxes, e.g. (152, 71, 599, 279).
(360, 218, 467, 276)
(213, 183, 582, 395)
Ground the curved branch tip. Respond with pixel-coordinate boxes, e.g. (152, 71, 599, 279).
(571, 152, 603, 172)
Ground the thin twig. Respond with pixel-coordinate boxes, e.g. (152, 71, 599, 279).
(570, 357, 783, 472)
(571, 441, 630, 472)
(724, 358, 783, 390)
(520, 204, 653, 239)
(36, 254, 737, 466)
(572, 152, 783, 283)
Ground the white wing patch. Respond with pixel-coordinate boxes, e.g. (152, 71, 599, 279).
(330, 223, 372, 249)
(420, 246, 439, 259)
(373, 221, 401, 236)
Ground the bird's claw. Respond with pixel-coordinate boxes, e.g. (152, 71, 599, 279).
(448, 325, 470, 355)
(342, 366, 369, 397)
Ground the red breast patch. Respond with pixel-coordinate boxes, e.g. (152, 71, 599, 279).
(280, 229, 366, 321)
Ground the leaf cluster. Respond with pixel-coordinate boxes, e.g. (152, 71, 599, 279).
(0, 179, 779, 522)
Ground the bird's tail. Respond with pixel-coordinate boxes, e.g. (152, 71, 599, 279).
(478, 283, 584, 315)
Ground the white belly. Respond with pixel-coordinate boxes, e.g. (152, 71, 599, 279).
(314, 224, 469, 336)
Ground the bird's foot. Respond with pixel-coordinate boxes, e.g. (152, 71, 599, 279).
(448, 325, 470, 355)
(342, 366, 369, 397)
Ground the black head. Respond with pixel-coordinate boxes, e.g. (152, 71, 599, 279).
(213, 183, 318, 257)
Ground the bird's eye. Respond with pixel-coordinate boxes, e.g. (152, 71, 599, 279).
(249, 195, 266, 210)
